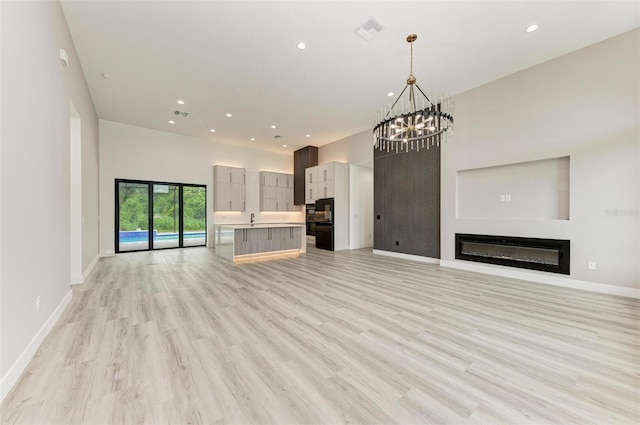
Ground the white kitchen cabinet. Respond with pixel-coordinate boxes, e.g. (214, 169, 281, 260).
(305, 182, 318, 204)
(304, 162, 346, 203)
(213, 165, 246, 211)
(305, 167, 317, 186)
(304, 161, 350, 251)
(318, 163, 335, 182)
(260, 171, 295, 211)
(317, 181, 335, 199)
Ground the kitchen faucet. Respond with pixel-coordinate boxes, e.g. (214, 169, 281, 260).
(250, 213, 255, 224)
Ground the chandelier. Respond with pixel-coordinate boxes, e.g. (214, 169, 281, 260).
(373, 34, 454, 153)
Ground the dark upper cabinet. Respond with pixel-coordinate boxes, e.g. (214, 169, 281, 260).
(293, 146, 318, 205)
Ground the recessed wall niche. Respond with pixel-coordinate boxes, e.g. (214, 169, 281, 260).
(456, 156, 570, 220)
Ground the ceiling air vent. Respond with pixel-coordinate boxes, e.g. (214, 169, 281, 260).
(174, 110, 189, 117)
(356, 17, 384, 41)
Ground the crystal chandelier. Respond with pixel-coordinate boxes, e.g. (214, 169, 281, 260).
(373, 34, 454, 153)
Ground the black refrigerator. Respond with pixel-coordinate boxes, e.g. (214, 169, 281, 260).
(314, 198, 334, 251)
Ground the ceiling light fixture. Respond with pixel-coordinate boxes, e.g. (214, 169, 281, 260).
(169, 120, 175, 124)
(100, 72, 110, 79)
(226, 113, 232, 117)
(282, 144, 287, 148)
(373, 34, 454, 153)
(210, 129, 215, 133)
(271, 125, 276, 129)
(297, 42, 306, 50)
(250, 138, 255, 141)
(526, 24, 540, 33)
(177, 100, 185, 105)
(387, 92, 394, 97)
(306, 134, 311, 138)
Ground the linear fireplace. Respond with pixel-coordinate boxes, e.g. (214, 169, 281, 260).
(455, 233, 570, 275)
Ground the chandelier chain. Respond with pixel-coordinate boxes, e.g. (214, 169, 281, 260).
(410, 38, 413, 77)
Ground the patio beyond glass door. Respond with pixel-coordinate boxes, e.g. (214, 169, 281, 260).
(116, 179, 206, 253)
(153, 184, 180, 249)
(183, 186, 206, 247)
(117, 181, 150, 252)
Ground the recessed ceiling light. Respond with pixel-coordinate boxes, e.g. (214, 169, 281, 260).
(250, 138, 255, 141)
(101, 73, 110, 79)
(387, 92, 394, 97)
(297, 42, 306, 50)
(177, 100, 185, 105)
(210, 129, 215, 133)
(169, 120, 175, 124)
(271, 125, 276, 129)
(526, 24, 539, 33)
(306, 134, 311, 138)
(282, 144, 287, 148)
(226, 113, 232, 117)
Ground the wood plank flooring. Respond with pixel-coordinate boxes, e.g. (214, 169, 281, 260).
(2, 247, 639, 424)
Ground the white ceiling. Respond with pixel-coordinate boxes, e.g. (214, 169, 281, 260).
(60, 1, 639, 154)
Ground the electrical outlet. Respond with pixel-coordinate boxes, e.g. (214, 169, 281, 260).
(36, 296, 41, 311)
(588, 261, 597, 270)
(505, 194, 511, 202)
(500, 195, 505, 202)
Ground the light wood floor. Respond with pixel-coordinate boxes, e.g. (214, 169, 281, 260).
(2, 247, 639, 424)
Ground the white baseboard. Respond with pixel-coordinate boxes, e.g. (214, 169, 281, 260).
(70, 255, 99, 286)
(373, 249, 441, 265)
(440, 260, 640, 299)
(79, 255, 99, 283)
(0, 289, 73, 402)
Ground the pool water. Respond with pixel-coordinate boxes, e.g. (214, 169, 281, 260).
(119, 231, 206, 243)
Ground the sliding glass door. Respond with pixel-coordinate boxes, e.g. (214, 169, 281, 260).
(117, 181, 150, 252)
(116, 179, 206, 253)
(153, 183, 180, 249)
(183, 186, 207, 247)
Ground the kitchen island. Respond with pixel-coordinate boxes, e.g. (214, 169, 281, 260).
(215, 223, 306, 263)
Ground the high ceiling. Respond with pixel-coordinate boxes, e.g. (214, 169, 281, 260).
(60, 1, 639, 154)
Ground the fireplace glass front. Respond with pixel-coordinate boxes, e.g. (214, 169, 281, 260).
(455, 234, 570, 274)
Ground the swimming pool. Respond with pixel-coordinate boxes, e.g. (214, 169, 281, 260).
(119, 230, 206, 243)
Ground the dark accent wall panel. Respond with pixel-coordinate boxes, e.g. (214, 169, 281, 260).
(374, 145, 440, 258)
(293, 146, 318, 205)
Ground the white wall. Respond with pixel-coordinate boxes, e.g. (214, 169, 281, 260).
(99, 120, 304, 255)
(456, 156, 570, 220)
(319, 128, 372, 168)
(0, 0, 99, 396)
(319, 129, 374, 250)
(441, 29, 639, 289)
(349, 165, 373, 249)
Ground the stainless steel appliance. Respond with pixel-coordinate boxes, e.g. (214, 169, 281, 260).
(315, 198, 334, 251)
